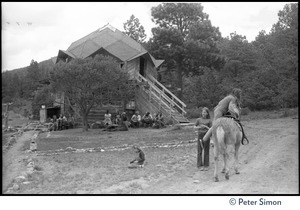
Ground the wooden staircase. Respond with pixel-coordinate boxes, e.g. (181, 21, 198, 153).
(135, 73, 189, 124)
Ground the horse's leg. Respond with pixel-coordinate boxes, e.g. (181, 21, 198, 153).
(212, 134, 219, 182)
(224, 152, 230, 180)
(234, 141, 241, 174)
(213, 147, 219, 182)
(214, 126, 224, 182)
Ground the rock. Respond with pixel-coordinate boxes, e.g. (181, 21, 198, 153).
(27, 162, 34, 167)
(12, 183, 20, 191)
(26, 167, 34, 175)
(193, 180, 200, 183)
(66, 147, 75, 151)
(14, 176, 26, 183)
(22, 181, 31, 185)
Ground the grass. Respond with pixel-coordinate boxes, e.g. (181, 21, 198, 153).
(32, 127, 196, 152)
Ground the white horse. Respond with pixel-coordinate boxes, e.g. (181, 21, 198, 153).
(211, 103, 243, 182)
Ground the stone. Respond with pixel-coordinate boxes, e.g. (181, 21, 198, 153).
(27, 162, 34, 167)
(14, 176, 26, 183)
(26, 167, 34, 175)
(12, 183, 20, 191)
(21, 171, 28, 178)
(22, 181, 31, 185)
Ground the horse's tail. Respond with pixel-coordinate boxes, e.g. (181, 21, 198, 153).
(215, 126, 226, 155)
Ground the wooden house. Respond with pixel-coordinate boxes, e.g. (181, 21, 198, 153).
(53, 24, 189, 124)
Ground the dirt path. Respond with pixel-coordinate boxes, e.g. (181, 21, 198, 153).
(141, 117, 298, 194)
(2, 131, 35, 192)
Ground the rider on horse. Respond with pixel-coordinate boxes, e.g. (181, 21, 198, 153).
(203, 88, 248, 144)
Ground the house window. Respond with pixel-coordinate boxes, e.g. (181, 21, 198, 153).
(125, 99, 135, 110)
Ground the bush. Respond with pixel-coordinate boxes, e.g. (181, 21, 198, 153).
(280, 108, 298, 118)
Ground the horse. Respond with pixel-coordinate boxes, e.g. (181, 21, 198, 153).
(211, 103, 243, 182)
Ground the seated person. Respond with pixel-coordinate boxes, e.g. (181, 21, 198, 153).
(48, 118, 55, 131)
(153, 111, 165, 129)
(62, 115, 68, 129)
(103, 110, 112, 126)
(141, 112, 153, 127)
(114, 112, 122, 125)
(121, 111, 128, 121)
(105, 120, 128, 132)
(121, 111, 131, 128)
(128, 145, 145, 168)
(68, 114, 75, 129)
(130, 111, 141, 128)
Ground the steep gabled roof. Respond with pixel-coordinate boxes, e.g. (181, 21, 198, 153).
(57, 24, 148, 62)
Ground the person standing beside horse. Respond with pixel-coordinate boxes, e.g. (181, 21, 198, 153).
(194, 107, 212, 171)
(202, 88, 242, 143)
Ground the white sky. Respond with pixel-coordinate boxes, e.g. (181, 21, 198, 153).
(1, 2, 295, 72)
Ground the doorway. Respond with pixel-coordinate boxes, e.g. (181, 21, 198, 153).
(139, 56, 145, 77)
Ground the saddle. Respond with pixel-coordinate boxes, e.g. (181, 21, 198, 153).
(222, 112, 249, 145)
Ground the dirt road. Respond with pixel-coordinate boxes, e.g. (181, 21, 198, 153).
(2, 116, 298, 194)
(141, 117, 298, 194)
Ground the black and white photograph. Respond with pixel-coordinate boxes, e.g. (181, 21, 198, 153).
(2, 1, 298, 202)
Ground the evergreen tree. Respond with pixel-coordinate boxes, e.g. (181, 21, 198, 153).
(123, 14, 147, 43)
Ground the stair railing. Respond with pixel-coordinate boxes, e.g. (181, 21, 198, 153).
(147, 74, 186, 113)
(136, 73, 186, 115)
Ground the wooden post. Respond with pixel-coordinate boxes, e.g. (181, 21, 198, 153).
(149, 85, 152, 102)
(3, 102, 12, 129)
(159, 90, 162, 111)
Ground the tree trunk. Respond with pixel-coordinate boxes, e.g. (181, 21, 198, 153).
(176, 62, 183, 100)
(82, 112, 89, 132)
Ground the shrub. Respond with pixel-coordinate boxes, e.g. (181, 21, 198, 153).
(280, 108, 298, 118)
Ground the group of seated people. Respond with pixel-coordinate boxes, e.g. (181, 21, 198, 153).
(102, 110, 165, 131)
(48, 114, 75, 131)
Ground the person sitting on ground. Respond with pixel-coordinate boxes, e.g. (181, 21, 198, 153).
(103, 110, 112, 126)
(105, 119, 129, 132)
(136, 111, 142, 127)
(128, 145, 145, 168)
(48, 118, 55, 131)
(121, 111, 131, 128)
(62, 115, 68, 129)
(68, 114, 75, 129)
(114, 111, 122, 125)
(131, 111, 140, 128)
(141, 112, 153, 128)
(153, 111, 165, 129)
